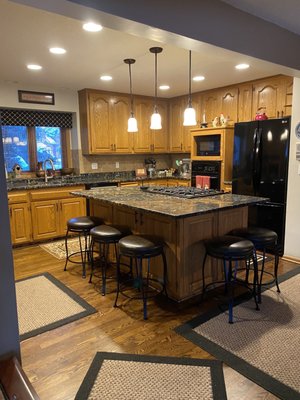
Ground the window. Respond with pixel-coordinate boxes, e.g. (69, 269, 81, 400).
(0, 108, 72, 173)
(2, 126, 69, 172)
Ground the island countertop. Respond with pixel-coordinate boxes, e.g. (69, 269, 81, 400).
(71, 186, 268, 218)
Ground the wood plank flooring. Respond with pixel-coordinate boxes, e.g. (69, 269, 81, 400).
(13, 244, 297, 400)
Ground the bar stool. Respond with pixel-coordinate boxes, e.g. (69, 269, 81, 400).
(202, 235, 259, 324)
(229, 227, 280, 302)
(89, 224, 131, 295)
(114, 234, 168, 320)
(64, 216, 102, 278)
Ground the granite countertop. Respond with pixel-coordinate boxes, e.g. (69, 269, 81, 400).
(71, 186, 268, 218)
(6, 172, 191, 192)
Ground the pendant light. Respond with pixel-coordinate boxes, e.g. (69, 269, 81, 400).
(183, 50, 197, 126)
(149, 47, 163, 130)
(124, 58, 138, 132)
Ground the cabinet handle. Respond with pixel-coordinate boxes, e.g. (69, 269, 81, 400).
(114, 144, 116, 151)
(9, 208, 12, 217)
(277, 111, 279, 118)
(111, 144, 113, 150)
(135, 211, 138, 225)
(56, 203, 59, 212)
(181, 143, 183, 151)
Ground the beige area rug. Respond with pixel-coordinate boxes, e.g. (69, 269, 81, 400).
(39, 238, 81, 260)
(176, 267, 300, 400)
(75, 352, 227, 400)
(16, 273, 96, 341)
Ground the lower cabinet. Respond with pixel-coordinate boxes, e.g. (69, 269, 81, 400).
(30, 188, 86, 241)
(8, 186, 86, 245)
(8, 191, 32, 245)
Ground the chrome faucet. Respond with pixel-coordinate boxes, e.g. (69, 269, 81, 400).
(43, 159, 55, 183)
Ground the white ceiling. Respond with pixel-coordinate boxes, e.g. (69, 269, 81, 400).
(1, 0, 299, 98)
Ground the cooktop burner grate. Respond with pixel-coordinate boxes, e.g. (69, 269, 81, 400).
(141, 186, 224, 199)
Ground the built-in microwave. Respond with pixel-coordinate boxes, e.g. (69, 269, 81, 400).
(194, 134, 221, 157)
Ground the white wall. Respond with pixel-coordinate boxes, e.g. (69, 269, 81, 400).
(285, 77, 300, 259)
(0, 81, 81, 151)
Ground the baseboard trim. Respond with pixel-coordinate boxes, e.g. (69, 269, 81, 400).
(282, 254, 300, 264)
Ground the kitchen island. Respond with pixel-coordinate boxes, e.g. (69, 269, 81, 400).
(72, 186, 267, 302)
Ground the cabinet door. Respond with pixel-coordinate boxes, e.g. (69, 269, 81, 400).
(88, 92, 112, 153)
(169, 98, 184, 152)
(279, 76, 293, 117)
(220, 87, 238, 123)
(238, 83, 253, 122)
(110, 96, 132, 153)
(152, 100, 169, 153)
(252, 78, 282, 119)
(31, 200, 60, 240)
(202, 90, 221, 126)
(9, 203, 32, 244)
(59, 197, 86, 235)
(134, 99, 152, 153)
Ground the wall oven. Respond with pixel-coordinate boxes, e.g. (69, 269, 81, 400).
(191, 161, 221, 190)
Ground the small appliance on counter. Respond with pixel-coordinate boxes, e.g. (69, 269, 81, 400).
(144, 158, 156, 178)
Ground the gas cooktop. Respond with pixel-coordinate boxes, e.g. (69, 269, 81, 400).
(141, 186, 224, 199)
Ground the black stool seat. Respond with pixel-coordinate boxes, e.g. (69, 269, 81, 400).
(202, 235, 259, 324)
(229, 227, 280, 300)
(64, 216, 103, 278)
(89, 224, 131, 295)
(204, 235, 254, 259)
(90, 224, 130, 242)
(114, 234, 168, 320)
(229, 227, 277, 248)
(118, 235, 164, 257)
(67, 216, 102, 231)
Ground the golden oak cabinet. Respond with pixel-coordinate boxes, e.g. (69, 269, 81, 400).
(8, 191, 32, 245)
(169, 97, 192, 153)
(252, 75, 293, 119)
(30, 186, 86, 241)
(133, 97, 169, 153)
(79, 89, 132, 154)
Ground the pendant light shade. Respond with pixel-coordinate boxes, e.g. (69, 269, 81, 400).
(124, 58, 138, 132)
(149, 47, 163, 130)
(183, 50, 197, 126)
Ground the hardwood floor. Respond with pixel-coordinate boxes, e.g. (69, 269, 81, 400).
(13, 244, 297, 400)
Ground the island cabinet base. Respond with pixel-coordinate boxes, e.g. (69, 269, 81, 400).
(89, 199, 248, 302)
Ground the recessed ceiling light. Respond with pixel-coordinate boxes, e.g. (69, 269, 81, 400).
(159, 85, 170, 90)
(83, 22, 103, 32)
(49, 47, 66, 55)
(27, 64, 42, 70)
(235, 63, 250, 70)
(100, 75, 112, 81)
(193, 75, 205, 82)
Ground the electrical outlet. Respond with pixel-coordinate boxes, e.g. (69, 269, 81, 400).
(91, 163, 98, 170)
(116, 162, 120, 169)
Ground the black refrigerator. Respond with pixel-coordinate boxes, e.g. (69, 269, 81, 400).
(232, 117, 290, 255)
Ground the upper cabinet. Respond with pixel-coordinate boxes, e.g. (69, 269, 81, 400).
(79, 89, 168, 154)
(169, 96, 192, 153)
(133, 97, 169, 153)
(252, 76, 293, 119)
(78, 75, 293, 155)
(79, 89, 132, 154)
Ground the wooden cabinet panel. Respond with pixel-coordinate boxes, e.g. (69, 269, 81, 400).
(220, 87, 238, 123)
(152, 100, 169, 153)
(238, 83, 253, 122)
(134, 99, 152, 152)
(202, 90, 221, 126)
(169, 97, 192, 153)
(110, 96, 132, 153)
(31, 200, 59, 240)
(88, 92, 111, 153)
(9, 203, 31, 244)
(59, 197, 86, 234)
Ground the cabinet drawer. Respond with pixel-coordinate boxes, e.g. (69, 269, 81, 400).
(29, 186, 84, 201)
(8, 191, 29, 204)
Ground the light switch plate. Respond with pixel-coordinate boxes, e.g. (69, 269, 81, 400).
(91, 163, 98, 170)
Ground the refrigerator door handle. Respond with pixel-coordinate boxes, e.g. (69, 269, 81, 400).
(252, 128, 258, 194)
